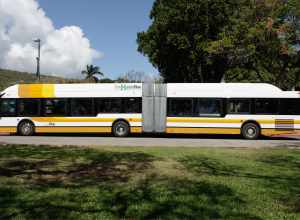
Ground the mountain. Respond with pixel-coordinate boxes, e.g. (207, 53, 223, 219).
(0, 69, 84, 91)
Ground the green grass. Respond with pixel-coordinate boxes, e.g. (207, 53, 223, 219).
(0, 145, 299, 220)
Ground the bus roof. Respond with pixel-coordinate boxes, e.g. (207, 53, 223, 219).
(0, 83, 299, 99)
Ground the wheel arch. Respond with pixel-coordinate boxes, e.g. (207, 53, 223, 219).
(241, 120, 261, 134)
(112, 118, 130, 127)
(17, 119, 36, 134)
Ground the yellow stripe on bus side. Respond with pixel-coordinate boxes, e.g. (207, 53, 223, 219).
(32, 117, 142, 123)
(166, 127, 241, 135)
(0, 127, 17, 133)
(18, 84, 55, 98)
(261, 129, 298, 136)
(35, 127, 112, 133)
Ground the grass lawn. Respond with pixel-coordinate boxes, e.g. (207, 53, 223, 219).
(0, 145, 299, 220)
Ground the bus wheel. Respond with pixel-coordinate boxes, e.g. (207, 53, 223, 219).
(112, 121, 130, 137)
(242, 123, 260, 140)
(18, 121, 35, 136)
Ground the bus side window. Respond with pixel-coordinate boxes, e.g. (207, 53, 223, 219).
(167, 99, 194, 117)
(280, 99, 300, 115)
(0, 99, 17, 116)
(196, 99, 222, 117)
(71, 98, 94, 116)
(96, 98, 122, 114)
(255, 99, 279, 114)
(228, 99, 251, 114)
(18, 99, 40, 116)
(123, 98, 142, 113)
(43, 99, 68, 116)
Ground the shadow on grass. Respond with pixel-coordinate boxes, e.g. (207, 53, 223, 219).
(0, 145, 155, 186)
(0, 145, 263, 219)
(179, 153, 300, 214)
(0, 175, 262, 220)
(258, 153, 300, 213)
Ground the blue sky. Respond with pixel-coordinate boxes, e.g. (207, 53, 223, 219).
(37, 0, 158, 79)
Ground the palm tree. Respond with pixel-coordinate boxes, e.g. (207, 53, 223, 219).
(81, 65, 104, 83)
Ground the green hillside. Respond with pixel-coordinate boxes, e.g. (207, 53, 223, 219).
(0, 69, 83, 91)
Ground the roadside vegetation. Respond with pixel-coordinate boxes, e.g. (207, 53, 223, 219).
(0, 144, 299, 220)
(0, 69, 80, 91)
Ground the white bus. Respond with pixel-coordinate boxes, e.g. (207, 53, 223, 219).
(0, 83, 299, 139)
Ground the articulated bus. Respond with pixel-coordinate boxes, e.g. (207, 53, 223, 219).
(0, 83, 299, 139)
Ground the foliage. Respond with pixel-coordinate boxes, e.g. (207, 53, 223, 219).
(0, 145, 299, 219)
(81, 65, 104, 83)
(138, 0, 300, 89)
(116, 70, 163, 83)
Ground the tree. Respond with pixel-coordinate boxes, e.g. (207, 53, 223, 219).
(207, 0, 300, 90)
(81, 65, 104, 83)
(138, 0, 300, 89)
(137, 0, 243, 83)
(116, 70, 163, 83)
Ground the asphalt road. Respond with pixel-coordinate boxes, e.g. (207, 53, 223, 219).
(0, 134, 299, 148)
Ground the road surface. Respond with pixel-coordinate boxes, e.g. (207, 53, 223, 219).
(0, 134, 299, 148)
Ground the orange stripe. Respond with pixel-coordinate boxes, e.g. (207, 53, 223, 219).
(35, 127, 112, 133)
(0, 127, 17, 133)
(166, 127, 241, 135)
(18, 84, 55, 98)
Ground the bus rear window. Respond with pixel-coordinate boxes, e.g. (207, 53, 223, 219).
(0, 99, 16, 116)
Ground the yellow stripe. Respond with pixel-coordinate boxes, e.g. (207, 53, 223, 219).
(0, 127, 17, 133)
(261, 129, 298, 136)
(166, 127, 241, 135)
(167, 118, 244, 124)
(130, 127, 142, 133)
(18, 84, 55, 98)
(35, 127, 112, 133)
(32, 117, 142, 123)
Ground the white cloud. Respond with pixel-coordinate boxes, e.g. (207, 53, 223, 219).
(0, 0, 102, 78)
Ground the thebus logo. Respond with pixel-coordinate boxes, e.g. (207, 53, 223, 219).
(115, 84, 141, 91)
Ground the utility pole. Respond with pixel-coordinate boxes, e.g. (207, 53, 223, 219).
(34, 39, 41, 81)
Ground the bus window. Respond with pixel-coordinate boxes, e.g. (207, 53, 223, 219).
(18, 99, 40, 116)
(123, 98, 142, 113)
(255, 99, 279, 114)
(96, 99, 122, 114)
(196, 99, 222, 117)
(0, 99, 16, 116)
(43, 99, 68, 116)
(280, 99, 300, 115)
(71, 99, 94, 116)
(228, 99, 251, 114)
(168, 99, 194, 117)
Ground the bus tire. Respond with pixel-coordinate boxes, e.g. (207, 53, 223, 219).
(18, 121, 35, 136)
(112, 121, 130, 137)
(241, 122, 260, 140)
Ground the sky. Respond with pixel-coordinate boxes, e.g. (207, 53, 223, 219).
(0, 0, 158, 79)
